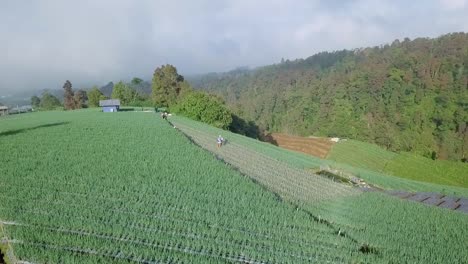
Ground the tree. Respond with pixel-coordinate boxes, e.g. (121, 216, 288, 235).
(40, 91, 61, 110)
(74, 89, 87, 109)
(63, 80, 75, 110)
(189, 33, 468, 160)
(151, 64, 186, 107)
(173, 91, 233, 129)
(31, 96, 41, 108)
(111, 81, 137, 105)
(131, 77, 143, 86)
(112, 81, 126, 103)
(88, 86, 104, 107)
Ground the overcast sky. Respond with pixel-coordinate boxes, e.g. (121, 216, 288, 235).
(1, 0, 468, 94)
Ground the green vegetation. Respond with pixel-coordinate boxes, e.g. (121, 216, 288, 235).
(111, 81, 139, 105)
(151, 64, 191, 107)
(328, 140, 468, 188)
(172, 91, 233, 129)
(170, 115, 468, 263)
(309, 192, 468, 264)
(190, 33, 468, 161)
(0, 111, 369, 263)
(171, 115, 468, 197)
(87, 86, 105, 107)
(1, 111, 467, 263)
(37, 91, 61, 110)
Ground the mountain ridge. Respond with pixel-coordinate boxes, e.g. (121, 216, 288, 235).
(188, 32, 468, 161)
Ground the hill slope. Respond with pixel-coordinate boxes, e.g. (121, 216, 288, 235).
(0, 111, 361, 263)
(170, 115, 468, 263)
(189, 32, 468, 161)
(328, 140, 468, 188)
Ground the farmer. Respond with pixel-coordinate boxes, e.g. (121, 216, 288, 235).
(217, 135, 224, 148)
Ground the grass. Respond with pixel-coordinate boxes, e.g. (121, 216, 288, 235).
(328, 140, 468, 188)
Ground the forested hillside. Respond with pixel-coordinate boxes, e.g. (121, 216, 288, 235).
(189, 33, 468, 161)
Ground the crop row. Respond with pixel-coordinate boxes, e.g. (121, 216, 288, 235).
(172, 121, 358, 204)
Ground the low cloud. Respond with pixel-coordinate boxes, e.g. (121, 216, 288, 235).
(1, 0, 467, 94)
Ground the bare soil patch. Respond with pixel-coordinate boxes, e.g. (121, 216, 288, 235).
(266, 133, 334, 158)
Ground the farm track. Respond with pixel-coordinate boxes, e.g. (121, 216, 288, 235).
(170, 120, 358, 205)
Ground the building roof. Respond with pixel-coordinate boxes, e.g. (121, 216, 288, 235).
(99, 99, 120, 107)
(0, 106, 9, 110)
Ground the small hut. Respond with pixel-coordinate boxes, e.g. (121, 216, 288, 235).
(99, 99, 120, 112)
(0, 106, 9, 116)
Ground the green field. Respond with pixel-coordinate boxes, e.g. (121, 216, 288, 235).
(170, 116, 468, 263)
(0, 111, 369, 263)
(327, 140, 468, 188)
(171, 116, 468, 197)
(1, 111, 468, 263)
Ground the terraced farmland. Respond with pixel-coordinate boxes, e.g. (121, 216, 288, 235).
(170, 115, 468, 263)
(328, 139, 468, 188)
(2, 111, 468, 263)
(170, 116, 468, 198)
(0, 111, 370, 263)
(171, 121, 358, 205)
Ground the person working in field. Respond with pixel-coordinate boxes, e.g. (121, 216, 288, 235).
(217, 135, 224, 148)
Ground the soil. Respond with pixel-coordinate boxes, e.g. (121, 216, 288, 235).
(265, 133, 334, 158)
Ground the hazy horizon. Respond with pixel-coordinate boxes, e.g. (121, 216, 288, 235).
(1, 0, 468, 94)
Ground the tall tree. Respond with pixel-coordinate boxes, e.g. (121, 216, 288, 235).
(74, 89, 87, 109)
(151, 64, 186, 107)
(88, 86, 104, 107)
(111, 81, 126, 103)
(40, 91, 61, 110)
(172, 91, 233, 129)
(31, 96, 41, 108)
(63, 80, 75, 110)
(111, 81, 137, 105)
(131, 77, 143, 86)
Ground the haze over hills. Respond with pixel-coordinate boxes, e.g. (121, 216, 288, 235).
(1, 32, 466, 162)
(189, 33, 468, 161)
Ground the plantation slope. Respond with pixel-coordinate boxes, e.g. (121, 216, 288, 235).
(309, 192, 468, 264)
(170, 115, 468, 263)
(170, 116, 468, 198)
(0, 110, 370, 263)
(171, 118, 358, 205)
(328, 140, 468, 188)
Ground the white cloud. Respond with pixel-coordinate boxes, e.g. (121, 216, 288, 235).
(0, 0, 467, 93)
(439, 0, 467, 9)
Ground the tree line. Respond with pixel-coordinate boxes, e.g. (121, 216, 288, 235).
(29, 64, 255, 135)
(189, 33, 468, 161)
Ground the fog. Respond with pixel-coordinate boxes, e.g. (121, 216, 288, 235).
(1, 0, 467, 94)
